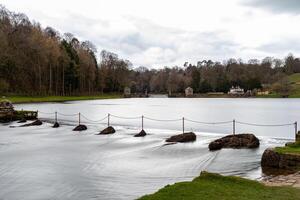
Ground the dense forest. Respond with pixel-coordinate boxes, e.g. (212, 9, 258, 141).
(0, 5, 299, 96)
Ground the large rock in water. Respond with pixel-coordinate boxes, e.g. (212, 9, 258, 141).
(166, 132, 196, 143)
(262, 148, 300, 171)
(73, 124, 87, 131)
(261, 148, 281, 168)
(98, 126, 116, 135)
(20, 120, 42, 127)
(208, 133, 259, 151)
(134, 129, 147, 137)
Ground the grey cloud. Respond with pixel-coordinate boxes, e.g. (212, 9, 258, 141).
(40, 12, 240, 67)
(242, 0, 300, 14)
(258, 39, 300, 54)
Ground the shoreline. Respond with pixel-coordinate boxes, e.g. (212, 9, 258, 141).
(5, 93, 300, 104)
(4, 94, 122, 104)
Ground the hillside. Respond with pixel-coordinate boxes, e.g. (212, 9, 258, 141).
(288, 73, 300, 97)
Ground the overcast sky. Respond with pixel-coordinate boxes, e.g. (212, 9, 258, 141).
(1, 0, 300, 68)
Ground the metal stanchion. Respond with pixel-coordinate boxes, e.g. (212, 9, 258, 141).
(182, 117, 185, 133)
(108, 113, 110, 127)
(142, 115, 144, 130)
(233, 119, 236, 135)
(295, 121, 298, 142)
(78, 112, 81, 125)
(55, 112, 58, 123)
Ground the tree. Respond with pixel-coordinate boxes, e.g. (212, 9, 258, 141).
(191, 67, 200, 92)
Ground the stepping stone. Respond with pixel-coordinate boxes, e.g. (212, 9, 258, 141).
(98, 126, 115, 135)
(134, 129, 147, 137)
(53, 122, 60, 128)
(166, 132, 196, 143)
(73, 124, 87, 131)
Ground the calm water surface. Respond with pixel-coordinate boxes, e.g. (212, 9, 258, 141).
(0, 98, 298, 200)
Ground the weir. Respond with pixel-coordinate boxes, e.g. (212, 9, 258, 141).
(34, 110, 299, 142)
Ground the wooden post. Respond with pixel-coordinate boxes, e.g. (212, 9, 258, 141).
(182, 117, 185, 134)
(108, 113, 110, 127)
(233, 119, 236, 135)
(78, 112, 81, 125)
(142, 115, 144, 130)
(295, 121, 298, 142)
(55, 112, 57, 123)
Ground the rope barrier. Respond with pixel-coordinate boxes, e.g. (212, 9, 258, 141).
(57, 112, 78, 117)
(236, 121, 295, 127)
(81, 114, 108, 123)
(144, 116, 182, 122)
(38, 111, 56, 115)
(185, 118, 233, 125)
(110, 114, 141, 120)
(36, 111, 297, 128)
(33, 110, 298, 141)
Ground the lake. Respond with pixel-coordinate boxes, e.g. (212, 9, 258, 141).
(0, 97, 298, 200)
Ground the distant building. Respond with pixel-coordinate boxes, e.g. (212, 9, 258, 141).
(185, 87, 194, 97)
(124, 87, 131, 97)
(228, 86, 244, 95)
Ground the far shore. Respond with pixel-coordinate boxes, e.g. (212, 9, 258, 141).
(3, 92, 300, 104)
(5, 94, 122, 104)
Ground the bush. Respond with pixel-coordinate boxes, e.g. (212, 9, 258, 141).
(0, 79, 9, 93)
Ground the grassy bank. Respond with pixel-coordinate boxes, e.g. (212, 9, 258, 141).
(5, 94, 122, 103)
(139, 172, 300, 200)
(288, 73, 300, 98)
(275, 142, 300, 155)
(251, 73, 300, 98)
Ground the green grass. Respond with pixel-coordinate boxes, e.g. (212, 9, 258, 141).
(259, 73, 300, 98)
(275, 142, 300, 155)
(288, 73, 300, 98)
(256, 93, 281, 98)
(5, 94, 122, 103)
(139, 172, 300, 200)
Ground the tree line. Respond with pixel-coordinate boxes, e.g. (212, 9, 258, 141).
(0, 5, 131, 95)
(0, 5, 299, 96)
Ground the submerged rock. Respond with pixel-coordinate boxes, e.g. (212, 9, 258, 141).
(53, 122, 60, 128)
(208, 133, 259, 151)
(73, 124, 87, 131)
(98, 126, 116, 135)
(21, 120, 42, 127)
(17, 119, 27, 123)
(166, 132, 196, 143)
(134, 129, 147, 137)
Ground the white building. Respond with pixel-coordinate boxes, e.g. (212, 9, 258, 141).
(124, 87, 131, 97)
(228, 86, 244, 95)
(185, 87, 194, 97)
